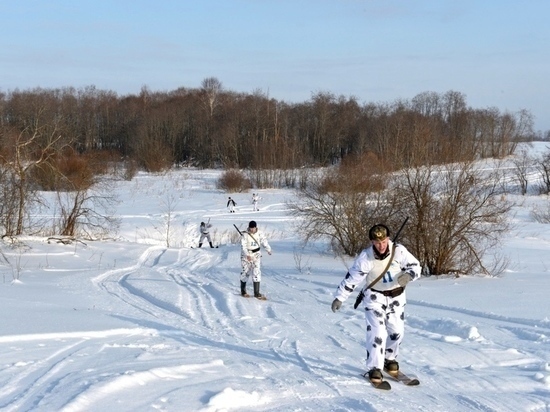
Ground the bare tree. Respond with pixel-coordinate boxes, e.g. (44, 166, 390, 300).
(534, 146, 550, 194)
(511, 147, 534, 195)
(0, 167, 20, 237)
(288, 156, 397, 256)
(291, 148, 513, 276)
(0, 115, 68, 236)
(288, 182, 394, 256)
(391, 160, 513, 276)
(201, 77, 223, 117)
(55, 180, 120, 240)
(157, 192, 180, 248)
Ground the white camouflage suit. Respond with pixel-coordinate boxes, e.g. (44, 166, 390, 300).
(198, 222, 212, 244)
(240, 228, 271, 282)
(252, 193, 260, 211)
(334, 240, 421, 371)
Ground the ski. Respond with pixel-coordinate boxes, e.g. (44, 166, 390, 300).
(383, 369, 420, 386)
(361, 373, 391, 390)
(237, 293, 267, 301)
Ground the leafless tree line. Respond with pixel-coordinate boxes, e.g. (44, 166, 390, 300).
(0, 83, 538, 173)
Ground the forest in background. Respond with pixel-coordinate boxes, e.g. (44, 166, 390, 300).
(0, 78, 540, 175)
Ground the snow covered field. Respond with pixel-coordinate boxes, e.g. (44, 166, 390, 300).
(1, 144, 549, 411)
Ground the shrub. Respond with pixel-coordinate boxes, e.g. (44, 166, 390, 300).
(320, 152, 388, 194)
(389, 160, 513, 276)
(217, 169, 251, 192)
(288, 157, 396, 256)
(30, 149, 94, 191)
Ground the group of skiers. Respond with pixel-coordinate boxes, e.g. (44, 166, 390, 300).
(199, 193, 422, 386)
(226, 193, 261, 213)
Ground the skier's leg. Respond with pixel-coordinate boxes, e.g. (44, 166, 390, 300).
(251, 254, 265, 298)
(251, 254, 262, 283)
(253, 281, 263, 298)
(240, 255, 251, 296)
(384, 294, 406, 361)
(363, 292, 388, 372)
(240, 255, 252, 283)
(240, 281, 249, 297)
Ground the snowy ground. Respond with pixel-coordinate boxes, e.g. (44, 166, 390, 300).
(1, 145, 550, 411)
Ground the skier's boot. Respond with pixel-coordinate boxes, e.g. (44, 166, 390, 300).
(240, 281, 250, 297)
(209, 242, 214, 248)
(384, 359, 399, 373)
(253, 282, 266, 300)
(368, 368, 383, 383)
(198, 243, 202, 248)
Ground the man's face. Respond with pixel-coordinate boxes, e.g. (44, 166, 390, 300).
(372, 237, 389, 253)
(249, 227, 257, 233)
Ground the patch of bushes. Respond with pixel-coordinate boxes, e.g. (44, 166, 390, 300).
(217, 169, 251, 192)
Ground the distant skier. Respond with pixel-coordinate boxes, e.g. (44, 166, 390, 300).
(198, 221, 214, 248)
(252, 193, 261, 211)
(227, 197, 236, 213)
(240, 220, 272, 299)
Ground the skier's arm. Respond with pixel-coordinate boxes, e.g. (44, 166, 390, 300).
(395, 245, 421, 286)
(334, 252, 370, 303)
(259, 232, 272, 254)
(332, 268, 366, 312)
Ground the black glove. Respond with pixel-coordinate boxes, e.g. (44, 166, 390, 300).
(331, 298, 342, 312)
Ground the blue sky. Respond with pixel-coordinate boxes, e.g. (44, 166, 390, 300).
(1, 0, 549, 132)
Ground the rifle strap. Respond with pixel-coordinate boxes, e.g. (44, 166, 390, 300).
(234, 225, 262, 250)
(364, 243, 396, 291)
(246, 231, 261, 248)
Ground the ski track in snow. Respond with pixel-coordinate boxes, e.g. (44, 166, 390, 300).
(2, 238, 550, 410)
(4, 151, 550, 411)
(93, 243, 549, 410)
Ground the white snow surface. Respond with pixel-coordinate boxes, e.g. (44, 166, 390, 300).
(1, 143, 550, 411)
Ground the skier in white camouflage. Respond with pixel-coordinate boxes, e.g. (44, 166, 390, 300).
(331, 223, 421, 384)
(227, 197, 237, 213)
(240, 220, 272, 299)
(252, 193, 260, 211)
(198, 221, 214, 248)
